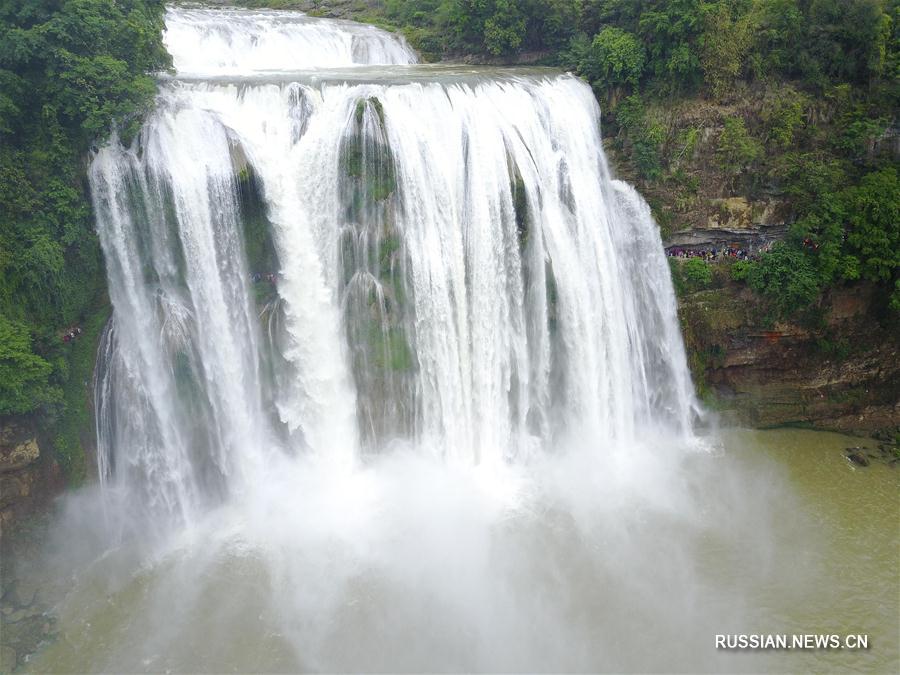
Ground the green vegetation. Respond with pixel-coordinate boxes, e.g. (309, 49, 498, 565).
(53, 303, 110, 483)
(716, 117, 762, 178)
(0, 315, 60, 415)
(743, 243, 821, 318)
(368, 324, 414, 372)
(0, 0, 169, 479)
(511, 166, 529, 248)
(614, 94, 666, 179)
(342, 97, 397, 201)
(571, 26, 645, 90)
(384, 0, 582, 57)
(670, 256, 714, 294)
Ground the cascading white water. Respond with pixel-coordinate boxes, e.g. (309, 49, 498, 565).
(92, 8, 698, 526)
(164, 6, 417, 75)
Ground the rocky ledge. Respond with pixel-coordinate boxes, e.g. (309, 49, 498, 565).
(677, 279, 900, 435)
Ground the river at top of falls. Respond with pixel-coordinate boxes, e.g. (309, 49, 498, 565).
(21, 7, 897, 674)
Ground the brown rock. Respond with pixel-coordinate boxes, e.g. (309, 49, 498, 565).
(845, 448, 870, 467)
(0, 423, 39, 473)
(0, 474, 33, 509)
(677, 281, 900, 433)
(0, 438, 39, 472)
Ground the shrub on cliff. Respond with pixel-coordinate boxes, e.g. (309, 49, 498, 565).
(614, 94, 665, 179)
(0, 315, 61, 416)
(682, 257, 713, 290)
(744, 244, 822, 318)
(576, 26, 645, 90)
(842, 167, 900, 295)
(775, 165, 900, 312)
(717, 117, 763, 176)
(669, 257, 713, 295)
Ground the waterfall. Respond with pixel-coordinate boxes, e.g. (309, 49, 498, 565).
(164, 6, 417, 75)
(35, 9, 833, 674)
(91, 6, 698, 528)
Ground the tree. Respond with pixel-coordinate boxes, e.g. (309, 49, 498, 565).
(0, 0, 168, 420)
(700, 1, 754, 97)
(842, 167, 900, 291)
(482, 0, 526, 54)
(637, 0, 707, 91)
(803, 0, 893, 85)
(717, 117, 762, 175)
(0, 315, 61, 415)
(745, 244, 822, 317)
(578, 26, 645, 90)
(524, 0, 583, 50)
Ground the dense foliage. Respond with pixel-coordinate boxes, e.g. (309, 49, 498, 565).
(0, 0, 168, 477)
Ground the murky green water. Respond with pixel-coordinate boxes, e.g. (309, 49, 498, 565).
(8, 428, 899, 673)
(713, 428, 899, 673)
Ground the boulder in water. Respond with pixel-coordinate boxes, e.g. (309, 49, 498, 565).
(844, 447, 870, 466)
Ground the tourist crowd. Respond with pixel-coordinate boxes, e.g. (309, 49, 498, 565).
(665, 245, 767, 262)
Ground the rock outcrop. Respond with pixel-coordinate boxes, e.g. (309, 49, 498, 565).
(664, 196, 789, 253)
(677, 280, 900, 433)
(0, 420, 61, 539)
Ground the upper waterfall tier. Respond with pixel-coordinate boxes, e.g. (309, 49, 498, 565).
(164, 6, 418, 76)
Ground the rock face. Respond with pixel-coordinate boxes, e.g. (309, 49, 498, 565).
(0, 428, 39, 473)
(664, 196, 789, 254)
(677, 281, 900, 433)
(0, 420, 54, 538)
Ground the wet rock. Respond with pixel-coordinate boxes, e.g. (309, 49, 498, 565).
(0, 424, 39, 473)
(0, 439, 39, 474)
(0, 473, 34, 510)
(0, 644, 16, 672)
(845, 447, 870, 466)
(0, 421, 65, 539)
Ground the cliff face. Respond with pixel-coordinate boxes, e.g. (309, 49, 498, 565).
(677, 279, 899, 433)
(598, 89, 898, 436)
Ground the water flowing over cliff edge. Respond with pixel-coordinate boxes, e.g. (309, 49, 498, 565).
(16, 8, 896, 673)
(89, 5, 697, 525)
